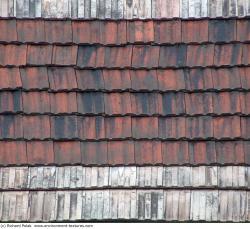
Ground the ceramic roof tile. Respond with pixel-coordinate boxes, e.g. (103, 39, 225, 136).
(209, 19, 236, 42)
(22, 91, 50, 113)
(162, 141, 189, 165)
(154, 20, 181, 44)
(0, 115, 23, 139)
(127, 21, 154, 43)
(107, 141, 135, 165)
(17, 20, 45, 43)
(182, 20, 208, 43)
(0, 141, 27, 165)
(0, 19, 17, 42)
(0, 68, 22, 90)
(44, 20, 72, 44)
(242, 44, 250, 65)
(76, 69, 104, 90)
(52, 45, 77, 65)
(132, 117, 158, 139)
(237, 20, 250, 42)
(240, 92, 250, 115)
(130, 70, 158, 91)
(134, 141, 162, 165)
(27, 45, 52, 65)
(50, 116, 78, 139)
(20, 67, 49, 90)
(0, 91, 22, 113)
(81, 141, 108, 165)
(0, 45, 27, 66)
(48, 67, 77, 91)
(27, 141, 54, 165)
(54, 141, 81, 165)
(241, 117, 250, 139)
(240, 67, 250, 89)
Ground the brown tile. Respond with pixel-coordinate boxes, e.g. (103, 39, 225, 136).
(105, 46, 132, 68)
(162, 141, 189, 165)
(127, 21, 154, 43)
(216, 141, 244, 164)
(50, 115, 78, 139)
(50, 92, 77, 114)
(135, 141, 162, 165)
(159, 45, 187, 67)
(103, 70, 131, 91)
(105, 117, 132, 139)
(185, 93, 213, 115)
(72, 21, 100, 44)
(77, 46, 98, 68)
(186, 44, 214, 67)
(242, 44, 250, 65)
(182, 20, 208, 43)
(130, 70, 158, 91)
(132, 117, 158, 139)
(0, 115, 23, 139)
(22, 91, 50, 113)
(17, 20, 45, 42)
(0, 91, 22, 113)
(0, 20, 17, 42)
(48, 67, 77, 91)
(0, 67, 22, 89)
(54, 141, 81, 165)
(108, 141, 135, 165)
(244, 141, 250, 164)
(157, 69, 185, 91)
(78, 116, 105, 140)
(27, 45, 52, 65)
(0, 141, 27, 165)
(241, 67, 250, 89)
(186, 117, 213, 139)
(214, 44, 242, 66)
(0, 45, 27, 66)
(154, 20, 181, 44)
(241, 117, 250, 139)
(131, 93, 158, 115)
(213, 92, 241, 114)
(158, 92, 185, 115)
(77, 92, 104, 114)
(20, 67, 49, 90)
(240, 92, 250, 114)
(76, 70, 104, 90)
(159, 117, 186, 139)
(213, 116, 241, 139)
(45, 20, 72, 43)
(211, 68, 241, 90)
(104, 93, 132, 115)
(27, 141, 54, 165)
(209, 20, 236, 42)
(189, 141, 216, 164)
(237, 20, 250, 41)
(23, 116, 50, 139)
(101, 21, 127, 45)
(185, 69, 213, 91)
(81, 141, 108, 165)
(52, 45, 77, 65)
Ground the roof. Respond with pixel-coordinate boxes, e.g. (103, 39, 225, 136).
(0, 0, 250, 223)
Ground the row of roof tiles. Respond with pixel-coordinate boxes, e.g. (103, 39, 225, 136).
(0, 140, 249, 166)
(1, 67, 250, 92)
(1, 0, 249, 19)
(1, 43, 250, 67)
(0, 19, 249, 44)
(1, 91, 250, 115)
(0, 115, 250, 140)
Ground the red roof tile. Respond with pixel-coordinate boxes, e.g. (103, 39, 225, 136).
(182, 20, 208, 43)
(81, 141, 108, 165)
(0, 141, 27, 165)
(132, 117, 158, 139)
(108, 141, 135, 165)
(27, 141, 54, 165)
(154, 20, 181, 44)
(27, 45, 52, 65)
(0, 20, 17, 42)
(0, 91, 22, 113)
(162, 141, 189, 165)
(0, 68, 22, 89)
(0, 45, 27, 66)
(52, 45, 77, 65)
(76, 70, 104, 90)
(54, 141, 81, 165)
(237, 20, 250, 42)
(0, 115, 23, 139)
(17, 20, 45, 43)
